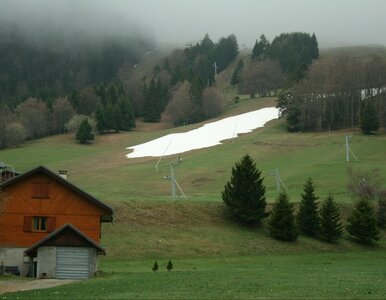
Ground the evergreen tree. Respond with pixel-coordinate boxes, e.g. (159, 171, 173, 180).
(189, 76, 205, 123)
(231, 60, 244, 85)
(297, 178, 320, 236)
(143, 79, 165, 122)
(152, 261, 159, 272)
(105, 103, 118, 132)
(360, 100, 379, 134)
(76, 118, 94, 144)
(286, 105, 302, 132)
(69, 90, 80, 111)
(378, 195, 386, 228)
(310, 33, 319, 59)
(222, 155, 267, 224)
(346, 198, 380, 244)
(117, 96, 136, 131)
(166, 260, 173, 271)
(96, 104, 107, 134)
(268, 192, 298, 241)
(252, 34, 270, 59)
(319, 195, 343, 243)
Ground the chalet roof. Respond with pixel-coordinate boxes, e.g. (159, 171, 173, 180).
(0, 165, 113, 221)
(24, 224, 106, 256)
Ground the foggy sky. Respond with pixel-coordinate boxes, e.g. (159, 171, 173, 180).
(1, 0, 386, 48)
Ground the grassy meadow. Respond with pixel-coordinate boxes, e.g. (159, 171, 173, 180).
(4, 251, 386, 299)
(1, 96, 385, 203)
(1, 94, 386, 299)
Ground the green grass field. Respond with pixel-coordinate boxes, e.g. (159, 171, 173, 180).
(1, 96, 385, 203)
(1, 95, 386, 299)
(4, 251, 386, 299)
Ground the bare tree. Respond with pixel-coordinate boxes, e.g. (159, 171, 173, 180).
(286, 55, 386, 132)
(4, 122, 26, 147)
(202, 86, 225, 119)
(0, 106, 13, 149)
(347, 167, 384, 201)
(52, 97, 75, 134)
(165, 81, 192, 125)
(77, 87, 101, 115)
(16, 98, 50, 139)
(240, 59, 284, 98)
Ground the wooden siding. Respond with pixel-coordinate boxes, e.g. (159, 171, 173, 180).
(1, 172, 106, 247)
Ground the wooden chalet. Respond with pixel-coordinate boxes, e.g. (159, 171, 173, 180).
(0, 166, 113, 279)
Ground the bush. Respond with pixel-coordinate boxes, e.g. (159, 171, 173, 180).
(166, 260, 173, 271)
(152, 261, 158, 272)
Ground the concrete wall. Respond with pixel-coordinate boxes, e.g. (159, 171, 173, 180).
(89, 248, 98, 277)
(0, 246, 100, 279)
(37, 246, 56, 279)
(0, 247, 31, 277)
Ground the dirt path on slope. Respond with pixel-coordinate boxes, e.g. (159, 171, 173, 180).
(0, 279, 77, 294)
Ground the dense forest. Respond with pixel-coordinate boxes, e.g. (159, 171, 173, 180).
(2, 27, 383, 150)
(0, 25, 152, 107)
(279, 55, 386, 132)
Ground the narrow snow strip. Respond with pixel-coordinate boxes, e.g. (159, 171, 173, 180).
(126, 107, 279, 158)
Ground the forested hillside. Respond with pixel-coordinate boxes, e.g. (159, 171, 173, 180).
(5, 29, 384, 150)
(0, 24, 152, 107)
(278, 55, 386, 132)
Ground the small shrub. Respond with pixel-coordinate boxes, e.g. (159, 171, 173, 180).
(377, 191, 386, 228)
(166, 260, 173, 271)
(152, 261, 158, 272)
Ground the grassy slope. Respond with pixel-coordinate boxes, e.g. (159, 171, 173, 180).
(1, 96, 385, 203)
(5, 251, 386, 299)
(320, 45, 386, 58)
(2, 48, 386, 298)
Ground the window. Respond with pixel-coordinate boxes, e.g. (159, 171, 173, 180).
(31, 182, 50, 199)
(24, 216, 56, 233)
(32, 216, 47, 232)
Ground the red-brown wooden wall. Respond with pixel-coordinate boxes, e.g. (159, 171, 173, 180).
(1, 172, 107, 247)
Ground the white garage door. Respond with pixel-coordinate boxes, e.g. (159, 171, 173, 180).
(56, 247, 90, 279)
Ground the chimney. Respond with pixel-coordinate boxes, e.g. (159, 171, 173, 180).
(58, 170, 68, 180)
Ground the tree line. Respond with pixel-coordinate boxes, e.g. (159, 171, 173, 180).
(0, 81, 137, 148)
(223, 155, 384, 244)
(133, 34, 239, 126)
(278, 55, 386, 133)
(233, 32, 319, 99)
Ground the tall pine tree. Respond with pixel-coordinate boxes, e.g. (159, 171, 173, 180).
(346, 198, 380, 244)
(268, 192, 298, 241)
(76, 118, 94, 144)
(297, 178, 320, 236)
(222, 154, 267, 225)
(319, 195, 343, 243)
(360, 100, 379, 134)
